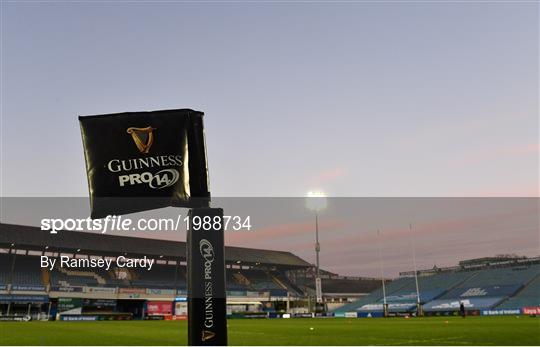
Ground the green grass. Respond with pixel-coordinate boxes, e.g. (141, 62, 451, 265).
(0, 316, 539, 345)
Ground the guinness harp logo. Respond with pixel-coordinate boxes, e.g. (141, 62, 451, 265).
(127, 126, 156, 154)
(201, 330, 216, 341)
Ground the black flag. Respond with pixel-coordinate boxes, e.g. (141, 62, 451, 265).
(79, 109, 210, 218)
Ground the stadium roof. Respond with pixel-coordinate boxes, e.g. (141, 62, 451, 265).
(0, 223, 310, 268)
(459, 255, 528, 266)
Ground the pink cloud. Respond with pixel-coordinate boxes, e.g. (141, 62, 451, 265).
(278, 205, 538, 275)
(309, 167, 347, 186)
(225, 218, 347, 249)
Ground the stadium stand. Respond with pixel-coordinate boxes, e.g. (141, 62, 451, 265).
(333, 258, 539, 316)
(400, 271, 476, 292)
(7, 254, 45, 288)
(423, 265, 540, 312)
(1, 223, 538, 320)
(363, 271, 479, 313)
(453, 265, 539, 288)
(302, 277, 381, 295)
(271, 272, 303, 296)
(49, 265, 102, 287)
(0, 224, 380, 302)
(497, 273, 540, 309)
(291, 269, 381, 300)
(0, 253, 13, 285)
(223, 269, 296, 296)
(1, 223, 326, 318)
(129, 264, 185, 289)
(226, 270, 251, 292)
(332, 278, 411, 313)
(244, 270, 284, 293)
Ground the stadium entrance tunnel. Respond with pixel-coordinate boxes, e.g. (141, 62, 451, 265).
(0, 302, 48, 319)
(116, 300, 144, 319)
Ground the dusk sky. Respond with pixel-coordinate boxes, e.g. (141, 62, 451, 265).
(1, 2, 538, 276)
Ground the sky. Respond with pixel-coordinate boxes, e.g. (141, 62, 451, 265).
(1, 2, 539, 276)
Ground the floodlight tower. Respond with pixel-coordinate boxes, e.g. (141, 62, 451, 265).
(306, 191, 327, 308)
(410, 223, 422, 316)
(377, 229, 388, 317)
